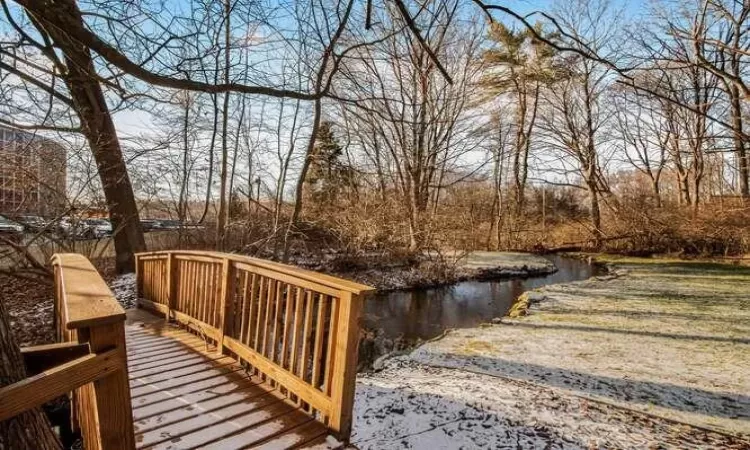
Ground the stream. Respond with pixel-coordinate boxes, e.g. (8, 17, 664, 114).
(358, 254, 603, 367)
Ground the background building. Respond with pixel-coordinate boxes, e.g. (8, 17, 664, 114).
(0, 126, 66, 217)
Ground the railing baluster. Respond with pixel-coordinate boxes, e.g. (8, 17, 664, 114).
(245, 272, 256, 346)
(198, 262, 207, 323)
(238, 271, 250, 341)
(289, 287, 304, 377)
(218, 258, 234, 353)
(280, 285, 294, 370)
(177, 259, 184, 312)
(253, 275, 266, 352)
(261, 278, 274, 357)
(300, 290, 314, 383)
(165, 253, 174, 319)
(270, 281, 283, 363)
(324, 295, 340, 395)
(190, 262, 201, 318)
(312, 294, 327, 391)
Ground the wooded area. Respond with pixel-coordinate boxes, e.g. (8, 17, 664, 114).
(1, 0, 749, 276)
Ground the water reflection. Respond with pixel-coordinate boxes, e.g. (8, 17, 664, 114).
(363, 255, 602, 343)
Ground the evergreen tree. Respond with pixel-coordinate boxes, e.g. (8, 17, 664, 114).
(304, 121, 344, 204)
(481, 23, 560, 215)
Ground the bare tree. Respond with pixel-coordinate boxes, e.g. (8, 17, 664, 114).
(538, 0, 623, 245)
(612, 84, 669, 207)
(340, 0, 484, 250)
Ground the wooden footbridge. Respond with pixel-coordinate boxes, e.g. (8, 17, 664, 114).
(0, 251, 374, 449)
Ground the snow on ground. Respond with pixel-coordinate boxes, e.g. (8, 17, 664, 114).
(352, 258, 750, 449)
(457, 251, 556, 274)
(2, 274, 55, 345)
(304, 251, 557, 291)
(353, 357, 745, 449)
(109, 272, 137, 309)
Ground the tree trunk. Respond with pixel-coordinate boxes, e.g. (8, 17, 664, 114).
(282, 98, 322, 262)
(652, 178, 662, 208)
(730, 86, 749, 196)
(692, 172, 702, 214)
(198, 93, 219, 224)
(486, 194, 498, 251)
(178, 94, 191, 224)
(679, 173, 691, 206)
(0, 299, 62, 450)
(588, 181, 602, 248)
(407, 167, 430, 252)
(32, 0, 145, 273)
(512, 84, 528, 217)
(216, 0, 232, 250)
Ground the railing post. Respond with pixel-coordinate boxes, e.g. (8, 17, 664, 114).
(217, 257, 235, 354)
(166, 252, 176, 321)
(78, 321, 135, 450)
(328, 291, 364, 442)
(134, 254, 142, 300)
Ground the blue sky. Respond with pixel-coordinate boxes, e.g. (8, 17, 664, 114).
(494, 0, 649, 21)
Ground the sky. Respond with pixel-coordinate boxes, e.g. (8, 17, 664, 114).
(100, 0, 665, 202)
(110, 0, 650, 137)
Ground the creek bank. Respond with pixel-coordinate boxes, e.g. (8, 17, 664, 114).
(352, 257, 750, 448)
(293, 250, 556, 291)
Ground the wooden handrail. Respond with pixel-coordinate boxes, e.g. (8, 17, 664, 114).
(136, 250, 373, 295)
(51, 253, 126, 330)
(51, 253, 135, 450)
(135, 250, 376, 442)
(1, 255, 135, 449)
(0, 349, 122, 422)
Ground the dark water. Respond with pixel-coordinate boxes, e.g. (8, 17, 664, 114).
(361, 254, 603, 345)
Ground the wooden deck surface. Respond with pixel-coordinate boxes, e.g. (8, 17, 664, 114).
(126, 309, 339, 450)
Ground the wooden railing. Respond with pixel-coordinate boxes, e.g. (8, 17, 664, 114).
(0, 254, 135, 450)
(135, 250, 375, 441)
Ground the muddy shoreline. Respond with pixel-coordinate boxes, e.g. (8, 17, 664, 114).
(294, 250, 558, 291)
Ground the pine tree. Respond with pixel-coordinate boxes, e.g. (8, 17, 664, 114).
(481, 23, 560, 215)
(304, 121, 344, 205)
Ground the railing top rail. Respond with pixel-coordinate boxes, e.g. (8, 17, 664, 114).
(136, 250, 376, 296)
(51, 253, 126, 330)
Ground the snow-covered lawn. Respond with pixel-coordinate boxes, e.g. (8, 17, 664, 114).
(351, 259, 750, 449)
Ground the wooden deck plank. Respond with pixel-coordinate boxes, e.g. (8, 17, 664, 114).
(134, 390, 282, 434)
(126, 336, 207, 353)
(132, 381, 267, 419)
(126, 309, 335, 450)
(128, 353, 231, 378)
(294, 435, 343, 450)
(131, 367, 248, 402)
(130, 357, 237, 385)
(130, 366, 244, 398)
(196, 409, 312, 450)
(248, 420, 329, 450)
(141, 402, 299, 449)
